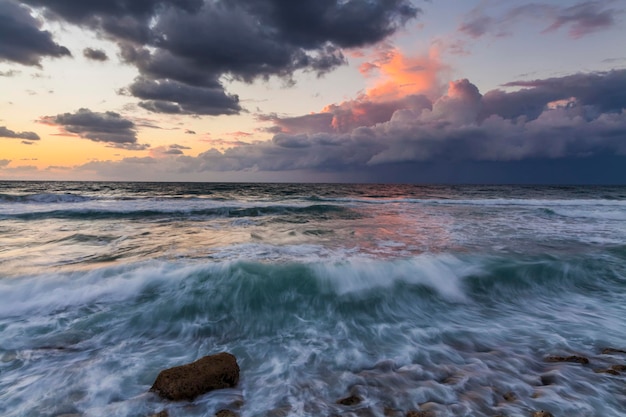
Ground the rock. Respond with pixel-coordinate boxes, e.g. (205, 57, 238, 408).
(148, 412, 168, 417)
(215, 410, 238, 417)
(337, 395, 362, 406)
(545, 355, 589, 364)
(540, 373, 558, 386)
(150, 352, 240, 401)
(503, 391, 517, 402)
(266, 406, 291, 417)
(531, 411, 553, 417)
(384, 407, 403, 417)
(596, 364, 626, 375)
(406, 411, 436, 417)
(602, 347, 626, 355)
(596, 368, 620, 375)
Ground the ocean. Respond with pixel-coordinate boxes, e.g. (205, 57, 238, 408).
(1, 182, 625, 417)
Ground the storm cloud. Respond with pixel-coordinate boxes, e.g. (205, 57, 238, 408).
(42, 108, 148, 150)
(159, 69, 626, 174)
(20, 0, 419, 115)
(0, 0, 71, 66)
(0, 125, 40, 140)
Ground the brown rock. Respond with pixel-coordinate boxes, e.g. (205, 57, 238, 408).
(503, 391, 517, 402)
(266, 406, 291, 417)
(596, 364, 626, 375)
(215, 410, 238, 417)
(545, 355, 589, 364)
(150, 352, 240, 401)
(406, 411, 436, 417)
(596, 368, 620, 375)
(337, 395, 362, 406)
(602, 347, 626, 355)
(384, 408, 403, 417)
(148, 412, 168, 417)
(531, 411, 553, 417)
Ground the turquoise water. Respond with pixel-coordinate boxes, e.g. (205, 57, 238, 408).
(1, 183, 626, 416)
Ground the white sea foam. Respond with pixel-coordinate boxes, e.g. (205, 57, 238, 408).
(0, 262, 185, 317)
(313, 254, 476, 301)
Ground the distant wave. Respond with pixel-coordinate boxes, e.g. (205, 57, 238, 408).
(2, 203, 357, 221)
(304, 195, 626, 207)
(0, 192, 94, 204)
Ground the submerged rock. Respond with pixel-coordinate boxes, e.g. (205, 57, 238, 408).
(503, 391, 517, 402)
(596, 364, 626, 375)
(336, 395, 362, 406)
(406, 410, 436, 417)
(596, 368, 620, 375)
(531, 411, 553, 417)
(384, 407, 403, 417)
(150, 352, 240, 401)
(601, 347, 626, 355)
(545, 355, 589, 364)
(148, 411, 168, 417)
(215, 410, 239, 417)
(540, 372, 558, 386)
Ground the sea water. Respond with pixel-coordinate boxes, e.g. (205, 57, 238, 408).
(1, 182, 625, 417)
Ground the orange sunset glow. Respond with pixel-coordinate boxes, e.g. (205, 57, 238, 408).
(363, 47, 449, 101)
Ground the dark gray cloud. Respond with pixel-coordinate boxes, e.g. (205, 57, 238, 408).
(0, 0, 71, 66)
(0, 159, 10, 167)
(83, 47, 108, 61)
(128, 78, 241, 115)
(42, 108, 149, 149)
(460, 1, 622, 40)
(21, 0, 419, 115)
(0, 125, 40, 140)
(20, 0, 203, 42)
(118, 45, 222, 88)
(233, 0, 419, 49)
(144, 0, 416, 81)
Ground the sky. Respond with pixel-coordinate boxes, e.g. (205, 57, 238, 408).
(1, 0, 626, 183)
